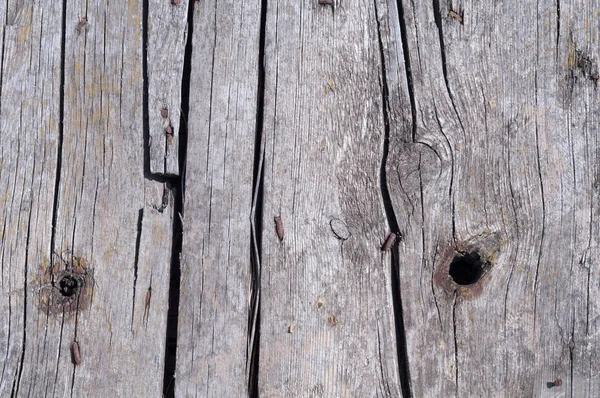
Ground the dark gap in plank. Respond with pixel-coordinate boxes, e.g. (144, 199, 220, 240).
(374, 3, 412, 396)
(161, 0, 193, 396)
(431, 0, 449, 94)
(555, 0, 560, 58)
(248, 0, 268, 395)
(50, 0, 68, 269)
(395, 0, 416, 141)
(131, 209, 144, 330)
(452, 294, 458, 395)
(431, 0, 464, 135)
(141, 0, 151, 179)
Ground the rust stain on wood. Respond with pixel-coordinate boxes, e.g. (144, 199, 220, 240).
(274, 216, 284, 242)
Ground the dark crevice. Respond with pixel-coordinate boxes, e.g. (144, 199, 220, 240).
(431, 0, 464, 134)
(374, 2, 411, 396)
(161, 0, 193, 395)
(248, 0, 267, 396)
(452, 295, 458, 396)
(50, 0, 67, 272)
(569, 327, 574, 397)
(131, 209, 144, 330)
(141, 0, 151, 180)
(432, 0, 449, 91)
(555, 0, 560, 57)
(395, 0, 416, 141)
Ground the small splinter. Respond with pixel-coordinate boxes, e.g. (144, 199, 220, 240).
(76, 17, 87, 34)
(327, 79, 334, 92)
(449, 10, 463, 24)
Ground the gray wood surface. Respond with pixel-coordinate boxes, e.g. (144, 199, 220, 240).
(2, 0, 600, 396)
(0, 0, 56, 395)
(387, 0, 600, 396)
(0, 0, 174, 396)
(257, 1, 401, 396)
(147, 0, 188, 176)
(175, 0, 261, 396)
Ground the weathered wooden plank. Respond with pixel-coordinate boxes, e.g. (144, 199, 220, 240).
(388, 0, 600, 395)
(0, 0, 175, 396)
(0, 0, 60, 395)
(147, 0, 188, 176)
(175, 0, 261, 396)
(258, 1, 402, 396)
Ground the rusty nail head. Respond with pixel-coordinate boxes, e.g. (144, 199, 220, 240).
(381, 232, 397, 251)
(274, 216, 284, 242)
(553, 378, 562, 387)
(71, 341, 81, 365)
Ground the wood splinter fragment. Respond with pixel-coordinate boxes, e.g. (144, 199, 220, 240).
(274, 216, 284, 242)
(71, 341, 81, 365)
(76, 17, 87, 34)
(381, 232, 397, 251)
(449, 10, 463, 24)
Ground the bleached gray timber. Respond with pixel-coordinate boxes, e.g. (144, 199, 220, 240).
(387, 0, 600, 396)
(258, 1, 402, 396)
(0, 0, 57, 395)
(2, 0, 600, 396)
(147, 0, 188, 176)
(175, 0, 261, 396)
(0, 0, 174, 396)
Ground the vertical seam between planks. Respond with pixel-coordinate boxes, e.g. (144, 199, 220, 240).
(374, 1, 412, 396)
(161, 0, 194, 396)
(248, 0, 268, 396)
(395, 0, 416, 141)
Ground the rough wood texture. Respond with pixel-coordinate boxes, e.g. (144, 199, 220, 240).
(147, 0, 188, 176)
(0, 0, 58, 395)
(175, 0, 261, 396)
(1, 0, 174, 395)
(3, 0, 600, 396)
(258, 1, 401, 396)
(387, 0, 600, 396)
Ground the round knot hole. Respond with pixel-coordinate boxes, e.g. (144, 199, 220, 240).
(58, 275, 80, 297)
(449, 251, 486, 285)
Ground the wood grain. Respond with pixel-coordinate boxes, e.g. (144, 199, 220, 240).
(0, 0, 59, 395)
(175, 0, 261, 396)
(258, 1, 402, 396)
(0, 0, 174, 395)
(387, 0, 600, 396)
(147, 0, 188, 176)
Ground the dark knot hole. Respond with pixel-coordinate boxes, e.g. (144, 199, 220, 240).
(449, 251, 486, 285)
(58, 275, 80, 297)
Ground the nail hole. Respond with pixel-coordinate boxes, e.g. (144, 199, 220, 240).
(57, 275, 80, 297)
(448, 251, 487, 285)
